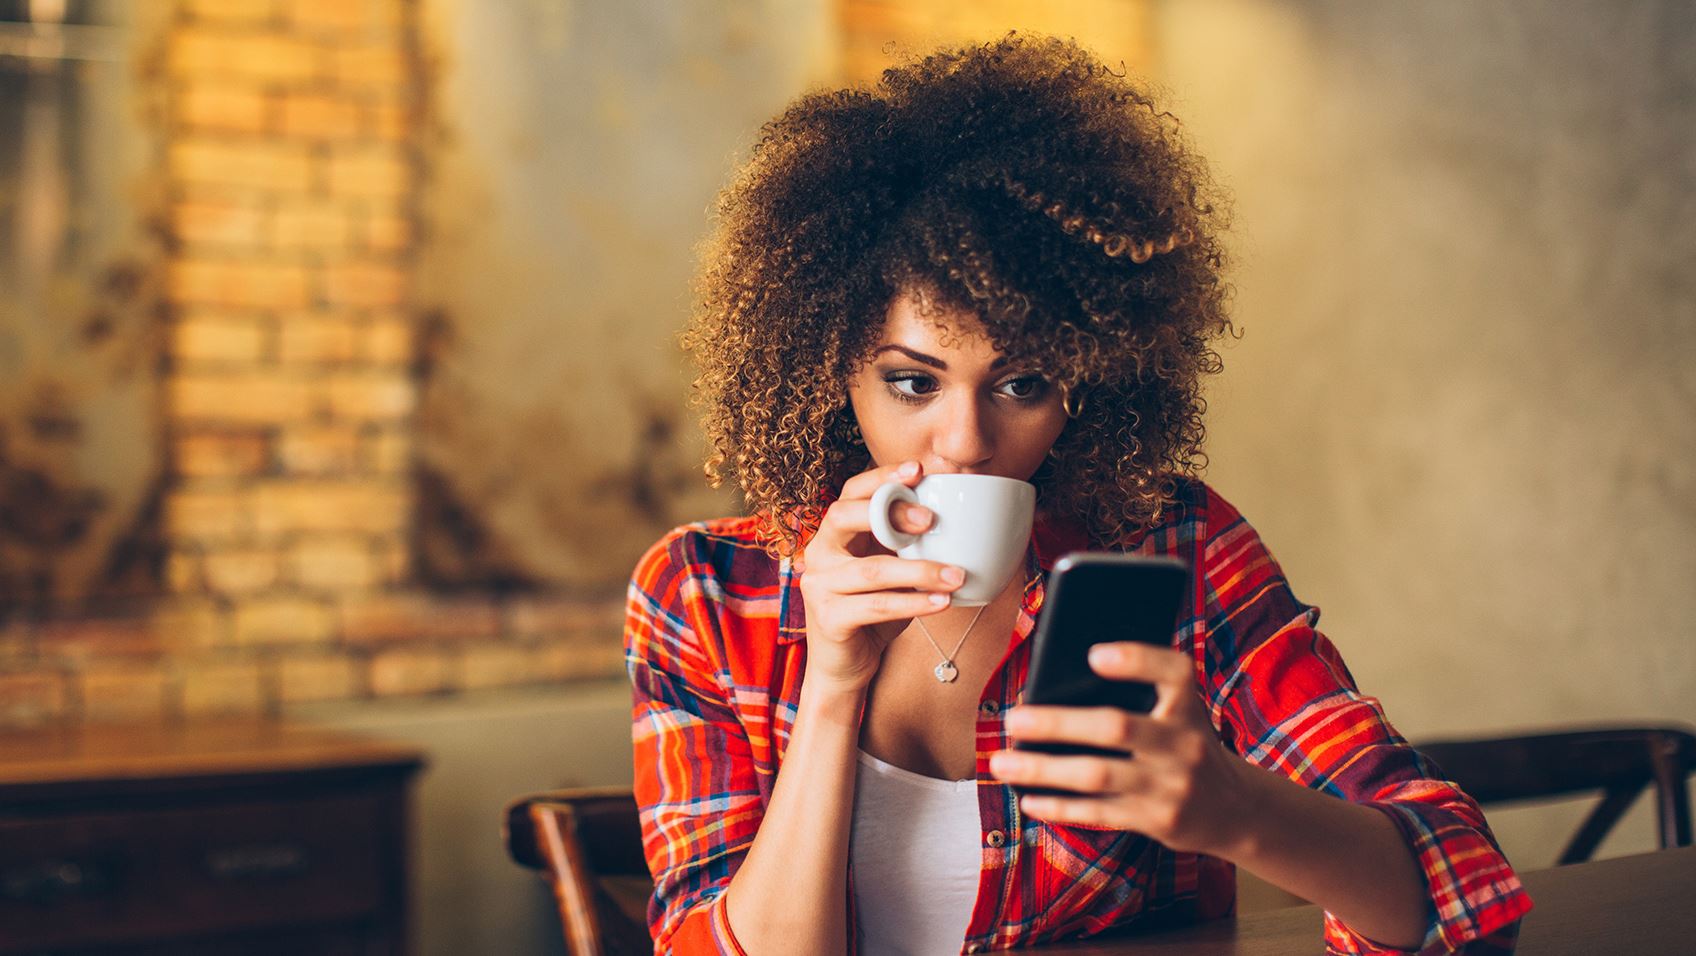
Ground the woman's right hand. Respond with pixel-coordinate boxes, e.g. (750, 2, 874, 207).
(797, 460, 965, 694)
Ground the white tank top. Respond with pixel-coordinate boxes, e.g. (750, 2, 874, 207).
(850, 748, 982, 956)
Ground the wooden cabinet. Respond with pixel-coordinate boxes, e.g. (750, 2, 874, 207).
(0, 720, 425, 955)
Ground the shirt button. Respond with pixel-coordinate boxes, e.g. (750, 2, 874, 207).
(979, 700, 1000, 716)
(986, 830, 1006, 848)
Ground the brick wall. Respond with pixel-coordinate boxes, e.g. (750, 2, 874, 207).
(0, 0, 622, 731)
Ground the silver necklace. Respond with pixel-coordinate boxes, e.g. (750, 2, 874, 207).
(913, 603, 990, 683)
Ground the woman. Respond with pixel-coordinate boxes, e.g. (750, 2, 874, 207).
(625, 34, 1530, 955)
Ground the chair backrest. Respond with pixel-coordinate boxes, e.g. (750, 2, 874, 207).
(504, 787, 653, 956)
(1415, 725, 1696, 865)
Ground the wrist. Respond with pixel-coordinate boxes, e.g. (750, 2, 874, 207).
(798, 668, 869, 727)
(1212, 755, 1277, 864)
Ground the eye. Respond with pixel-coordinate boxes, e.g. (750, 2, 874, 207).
(995, 375, 1048, 401)
(885, 373, 938, 402)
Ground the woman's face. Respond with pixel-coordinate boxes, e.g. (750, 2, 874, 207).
(847, 290, 1068, 480)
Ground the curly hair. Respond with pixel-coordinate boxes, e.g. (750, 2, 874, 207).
(683, 33, 1235, 555)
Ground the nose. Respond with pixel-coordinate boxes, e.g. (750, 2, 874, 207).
(928, 391, 994, 472)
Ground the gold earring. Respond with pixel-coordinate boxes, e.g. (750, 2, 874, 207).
(1062, 387, 1085, 418)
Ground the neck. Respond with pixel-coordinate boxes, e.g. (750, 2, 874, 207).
(924, 569, 1027, 631)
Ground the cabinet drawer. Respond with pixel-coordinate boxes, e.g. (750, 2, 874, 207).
(0, 789, 395, 953)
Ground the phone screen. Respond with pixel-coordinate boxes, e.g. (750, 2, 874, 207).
(1015, 553, 1189, 760)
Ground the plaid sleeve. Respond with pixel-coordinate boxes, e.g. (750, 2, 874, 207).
(626, 527, 759, 955)
(1198, 489, 1533, 955)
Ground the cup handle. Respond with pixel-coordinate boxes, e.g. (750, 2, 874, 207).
(868, 481, 921, 553)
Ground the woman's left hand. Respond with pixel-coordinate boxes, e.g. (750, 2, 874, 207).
(988, 641, 1262, 859)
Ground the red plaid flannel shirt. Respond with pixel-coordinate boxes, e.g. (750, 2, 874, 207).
(625, 477, 1531, 954)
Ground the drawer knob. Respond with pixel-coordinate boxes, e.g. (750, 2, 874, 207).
(1, 858, 115, 903)
(202, 843, 311, 881)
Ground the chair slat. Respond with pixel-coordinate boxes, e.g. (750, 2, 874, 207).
(505, 788, 655, 956)
(1415, 725, 1696, 865)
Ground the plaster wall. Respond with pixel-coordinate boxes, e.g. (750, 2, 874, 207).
(1154, 0, 1696, 868)
(414, 0, 837, 590)
(0, 2, 166, 609)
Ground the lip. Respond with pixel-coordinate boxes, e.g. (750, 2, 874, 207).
(918, 468, 1030, 483)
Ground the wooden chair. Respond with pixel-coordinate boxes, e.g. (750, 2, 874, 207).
(1415, 725, 1696, 865)
(504, 787, 654, 956)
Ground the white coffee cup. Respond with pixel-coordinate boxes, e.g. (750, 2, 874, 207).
(867, 474, 1036, 606)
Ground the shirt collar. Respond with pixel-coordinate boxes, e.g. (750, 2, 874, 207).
(1031, 511, 1088, 572)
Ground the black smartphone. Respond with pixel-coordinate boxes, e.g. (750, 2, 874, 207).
(1014, 552, 1189, 764)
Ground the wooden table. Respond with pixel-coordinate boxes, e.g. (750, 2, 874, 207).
(0, 719, 426, 955)
(1040, 845, 1696, 954)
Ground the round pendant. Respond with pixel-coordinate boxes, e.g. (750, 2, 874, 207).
(934, 660, 959, 683)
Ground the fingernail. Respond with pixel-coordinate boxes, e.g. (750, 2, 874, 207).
(929, 592, 950, 607)
(898, 461, 919, 478)
(990, 752, 1023, 774)
(1088, 645, 1119, 668)
(941, 566, 965, 586)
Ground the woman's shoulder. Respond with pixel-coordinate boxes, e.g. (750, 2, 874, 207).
(631, 514, 782, 589)
(1177, 475, 1253, 534)
(1124, 477, 1296, 595)
(1167, 476, 1307, 609)
(1125, 475, 1239, 552)
(627, 516, 793, 675)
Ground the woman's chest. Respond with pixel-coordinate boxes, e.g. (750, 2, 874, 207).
(857, 626, 1017, 780)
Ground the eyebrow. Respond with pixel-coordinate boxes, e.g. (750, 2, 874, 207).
(870, 345, 1011, 371)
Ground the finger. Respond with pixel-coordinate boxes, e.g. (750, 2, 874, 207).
(1086, 643, 1198, 720)
(809, 497, 878, 554)
(890, 500, 935, 536)
(838, 459, 925, 502)
(1086, 642, 1188, 684)
(810, 495, 933, 555)
(829, 589, 954, 627)
(814, 555, 964, 596)
(1017, 791, 1130, 829)
(1004, 705, 1181, 755)
(989, 750, 1145, 796)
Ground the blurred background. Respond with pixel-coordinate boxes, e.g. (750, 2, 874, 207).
(0, 0, 1690, 953)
